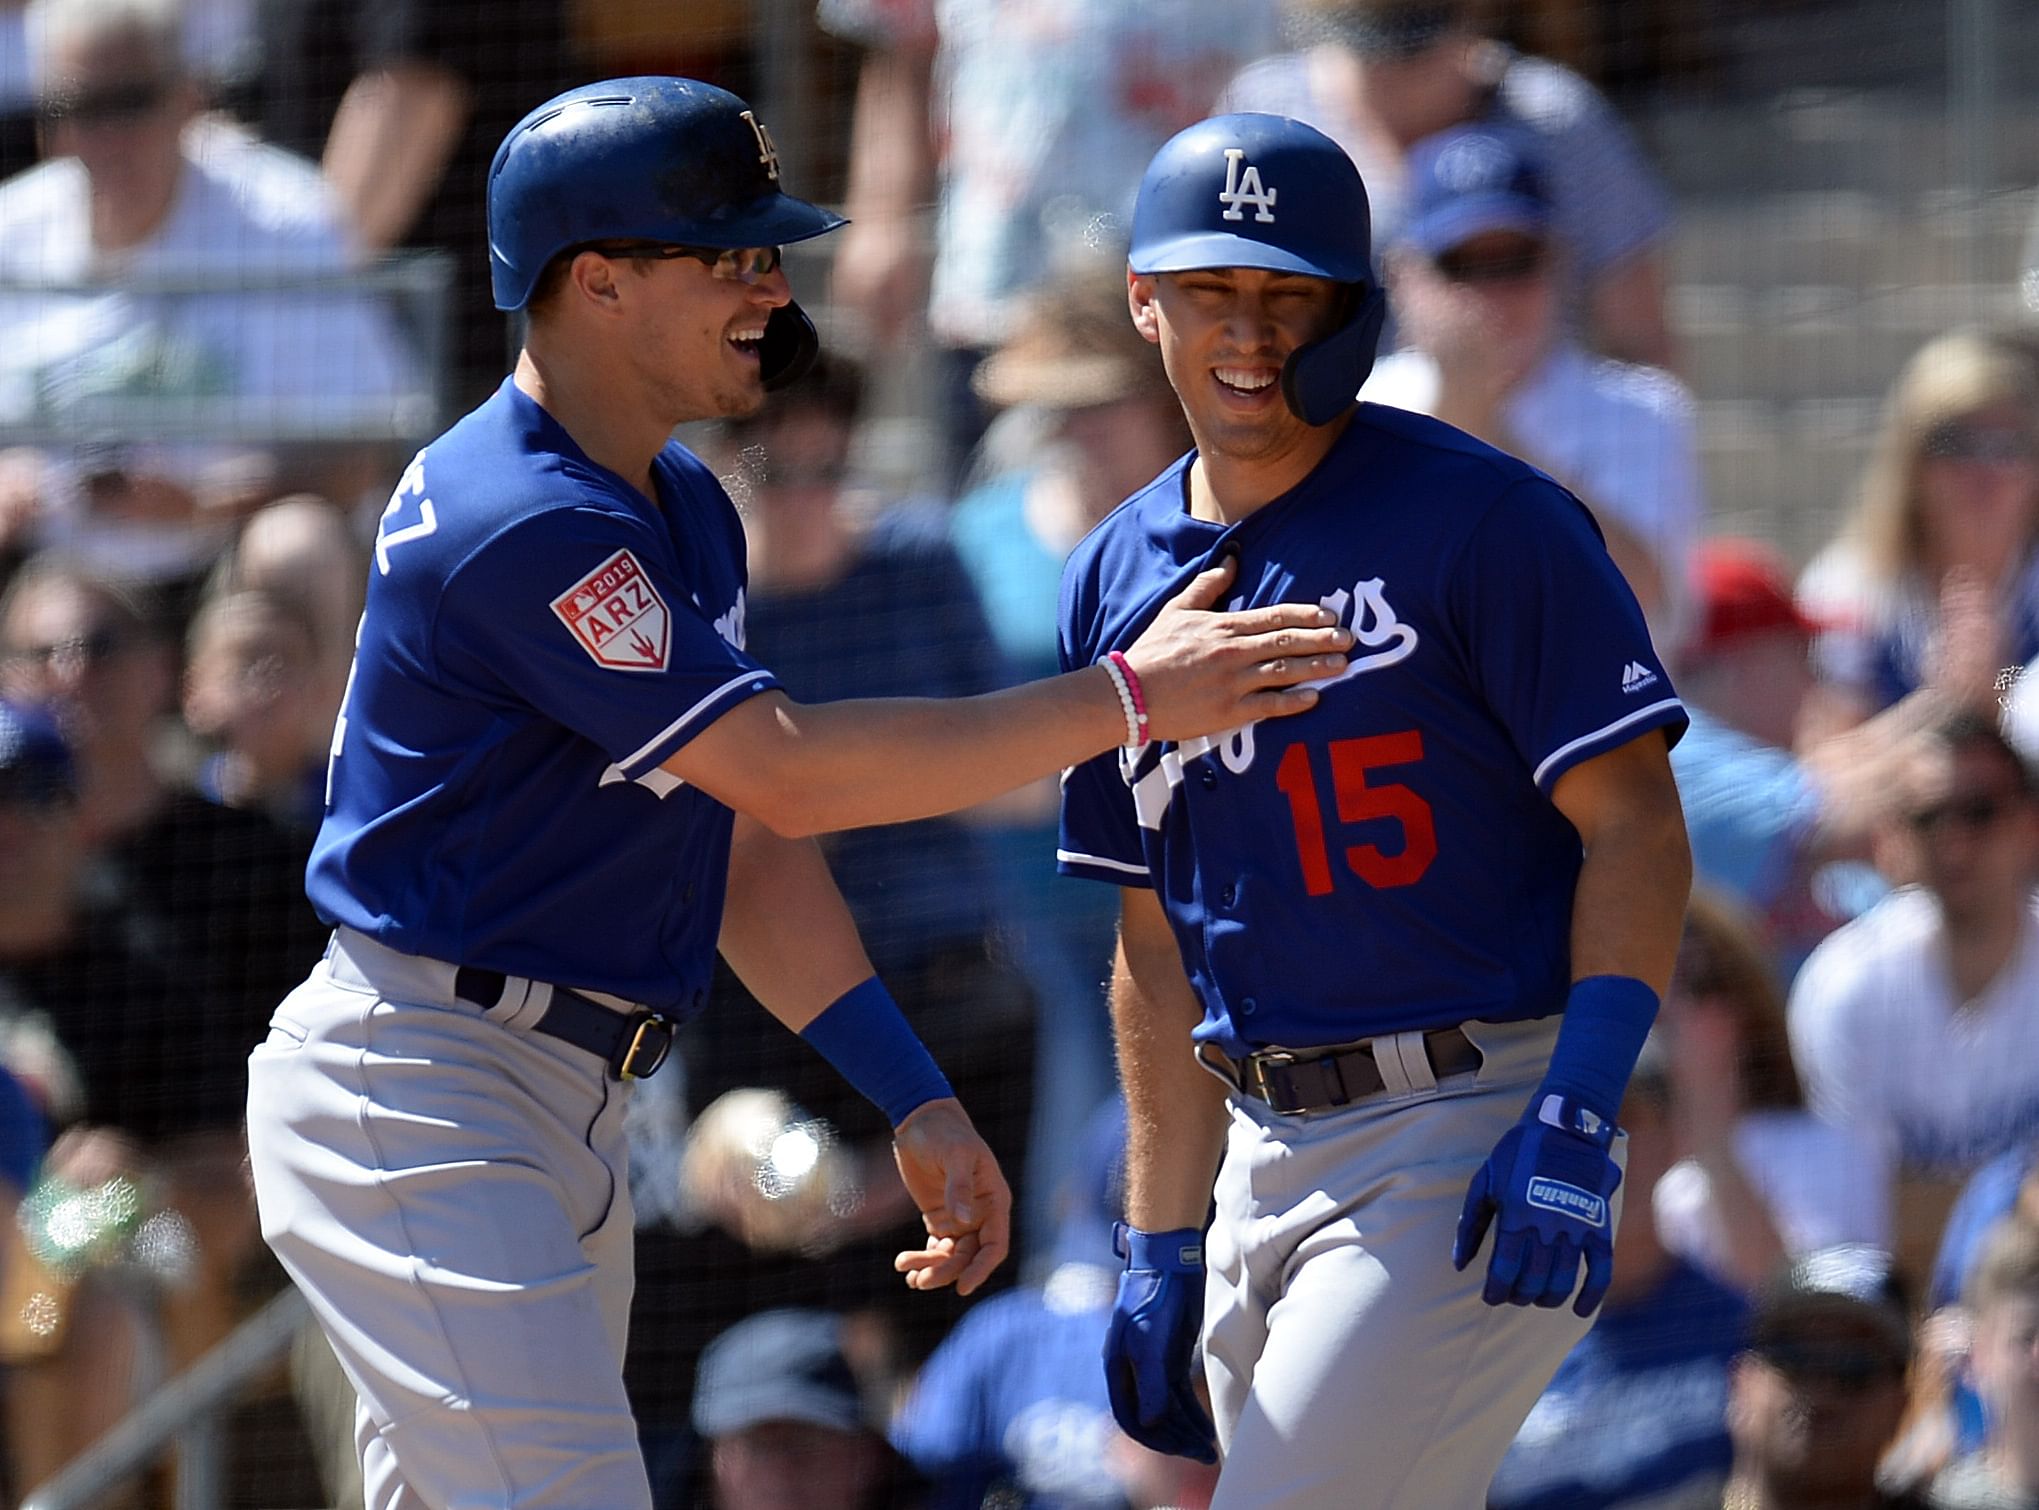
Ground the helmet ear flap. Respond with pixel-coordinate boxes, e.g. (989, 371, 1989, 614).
(759, 302, 821, 391)
(1279, 285, 1388, 427)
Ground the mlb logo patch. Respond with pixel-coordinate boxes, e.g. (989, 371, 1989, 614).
(552, 550, 671, 672)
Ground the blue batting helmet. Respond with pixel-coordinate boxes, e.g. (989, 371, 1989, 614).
(487, 77, 846, 388)
(1129, 113, 1386, 426)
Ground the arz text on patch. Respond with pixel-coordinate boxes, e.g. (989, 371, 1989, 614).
(551, 550, 670, 672)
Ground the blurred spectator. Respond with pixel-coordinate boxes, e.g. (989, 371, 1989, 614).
(691, 1307, 923, 1510)
(818, 0, 1277, 480)
(1670, 539, 1902, 980)
(713, 354, 1034, 1201)
(203, 490, 366, 725)
(0, 0, 421, 588)
(1722, 1246, 1929, 1510)
(245, 0, 570, 399)
(890, 1097, 1220, 1510)
(1219, 0, 1674, 366)
(1652, 889, 1889, 1295)
(180, 583, 327, 827)
(1926, 1218, 2039, 1510)
(1361, 120, 1698, 649)
(1789, 714, 2039, 1282)
(951, 260, 1188, 1254)
(1489, 1035, 1747, 1510)
(0, 554, 327, 1024)
(1935, 1154, 2039, 1317)
(0, 694, 250, 1501)
(624, 364, 1033, 1498)
(1798, 331, 2039, 733)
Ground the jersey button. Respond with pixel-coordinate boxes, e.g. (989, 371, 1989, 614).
(1199, 767, 1218, 789)
(1240, 996, 1259, 1016)
(1219, 883, 1237, 908)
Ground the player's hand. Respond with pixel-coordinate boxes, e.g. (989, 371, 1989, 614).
(1102, 1223, 1218, 1463)
(1125, 557, 1354, 741)
(890, 1097, 1010, 1296)
(1452, 1094, 1624, 1316)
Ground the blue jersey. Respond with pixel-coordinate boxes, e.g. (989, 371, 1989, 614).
(307, 379, 779, 1010)
(1057, 405, 1685, 1054)
(1488, 1259, 1747, 1510)
(890, 1265, 1129, 1510)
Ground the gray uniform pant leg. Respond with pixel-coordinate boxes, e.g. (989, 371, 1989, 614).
(1203, 1016, 1623, 1510)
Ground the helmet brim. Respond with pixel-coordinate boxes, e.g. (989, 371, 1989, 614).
(656, 191, 848, 250)
(1129, 231, 1369, 285)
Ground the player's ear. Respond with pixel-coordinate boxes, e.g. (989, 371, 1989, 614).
(569, 250, 624, 312)
(1128, 272, 1161, 345)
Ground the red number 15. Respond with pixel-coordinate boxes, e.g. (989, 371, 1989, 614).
(1274, 731, 1437, 896)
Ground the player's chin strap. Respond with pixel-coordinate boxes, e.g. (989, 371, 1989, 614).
(760, 301, 821, 391)
(1279, 283, 1389, 427)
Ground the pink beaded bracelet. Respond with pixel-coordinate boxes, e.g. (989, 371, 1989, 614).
(1103, 650, 1151, 748)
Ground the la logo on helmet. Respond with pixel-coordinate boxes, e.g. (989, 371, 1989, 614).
(1219, 148, 1277, 223)
(740, 109, 780, 181)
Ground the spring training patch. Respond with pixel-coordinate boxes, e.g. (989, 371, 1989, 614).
(552, 549, 671, 672)
(1526, 1177, 1607, 1229)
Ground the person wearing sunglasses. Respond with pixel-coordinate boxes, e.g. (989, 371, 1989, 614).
(1362, 122, 1703, 655)
(1797, 331, 2039, 740)
(1789, 714, 2039, 1290)
(0, 0, 421, 589)
(1724, 1246, 1930, 1510)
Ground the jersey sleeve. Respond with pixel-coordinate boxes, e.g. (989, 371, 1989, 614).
(1451, 475, 1687, 793)
(434, 506, 778, 782)
(1054, 564, 1150, 886)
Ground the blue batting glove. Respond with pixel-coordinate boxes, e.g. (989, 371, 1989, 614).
(1102, 1222, 1218, 1463)
(1452, 1094, 1624, 1317)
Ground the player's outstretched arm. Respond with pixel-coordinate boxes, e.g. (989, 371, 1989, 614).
(662, 558, 1353, 837)
(717, 814, 1012, 1295)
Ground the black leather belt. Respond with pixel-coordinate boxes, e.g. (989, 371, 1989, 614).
(1218, 1027, 1482, 1115)
(453, 967, 674, 1081)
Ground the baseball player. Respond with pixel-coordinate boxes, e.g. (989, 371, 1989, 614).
(1058, 113, 1694, 1507)
(241, 79, 1358, 1510)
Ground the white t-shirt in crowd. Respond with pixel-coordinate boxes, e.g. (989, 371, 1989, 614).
(0, 117, 424, 578)
(1653, 1108, 1892, 1287)
(1788, 886, 2039, 1179)
(1360, 340, 1702, 649)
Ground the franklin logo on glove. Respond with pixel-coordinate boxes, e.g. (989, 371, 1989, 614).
(1525, 1177, 1607, 1228)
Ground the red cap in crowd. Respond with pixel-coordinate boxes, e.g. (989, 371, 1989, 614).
(1693, 538, 1819, 655)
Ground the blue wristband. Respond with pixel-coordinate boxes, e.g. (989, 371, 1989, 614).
(1538, 974, 1660, 1125)
(798, 977, 954, 1128)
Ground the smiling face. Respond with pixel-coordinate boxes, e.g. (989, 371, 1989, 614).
(537, 243, 792, 427)
(1128, 265, 1350, 484)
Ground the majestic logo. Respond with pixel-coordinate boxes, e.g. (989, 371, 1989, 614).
(552, 550, 671, 672)
(1621, 660, 1659, 695)
(740, 110, 780, 181)
(1526, 1177, 1608, 1229)
(1219, 147, 1277, 223)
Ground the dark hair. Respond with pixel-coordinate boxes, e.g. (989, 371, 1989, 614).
(1929, 709, 2037, 798)
(1673, 887, 1805, 1112)
(723, 352, 864, 444)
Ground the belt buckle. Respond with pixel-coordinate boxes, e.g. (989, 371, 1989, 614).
(1247, 1049, 1309, 1115)
(616, 1013, 674, 1080)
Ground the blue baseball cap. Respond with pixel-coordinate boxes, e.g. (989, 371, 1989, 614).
(1051, 1095, 1129, 1270)
(0, 700, 75, 807)
(1401, 123, 1552, 258)
(692, 1308, 869, 1439)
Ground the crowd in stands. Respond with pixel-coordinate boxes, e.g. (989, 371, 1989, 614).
(2, 0, 2039, 1505)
